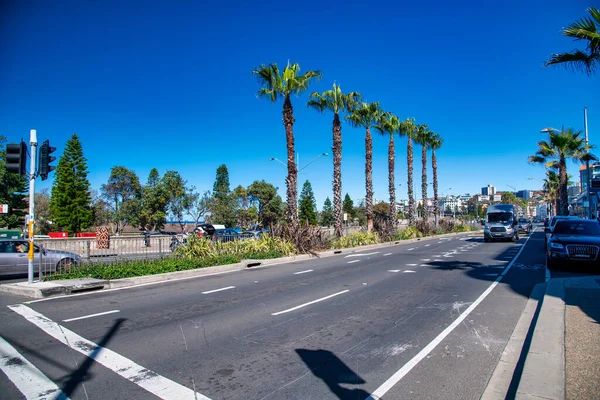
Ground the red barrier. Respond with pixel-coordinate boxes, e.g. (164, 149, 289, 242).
(76, 232, 97, 238)
(48, 232, 68, 238)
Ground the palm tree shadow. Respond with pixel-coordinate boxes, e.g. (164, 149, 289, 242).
(295, 349, 370, 400)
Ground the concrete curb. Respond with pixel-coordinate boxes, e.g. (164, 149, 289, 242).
(0, 230, 478, 299)
(516, 278, 566, 400)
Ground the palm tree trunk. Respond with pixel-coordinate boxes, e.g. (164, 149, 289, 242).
(432, 149, 439, 227)
(283, 94, 298, 231)
(333, 112, 343, 238)
(407, 138, 415, 226)
(559, 158, 568, 215)
(421, 145, 428, 222)
(365, 127, 374, 232)
(388, 133, 396, 230)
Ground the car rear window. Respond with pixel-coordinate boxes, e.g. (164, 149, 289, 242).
(553, 221, 600, 235)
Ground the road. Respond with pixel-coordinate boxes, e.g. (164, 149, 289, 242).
(0, 228, 586, 399)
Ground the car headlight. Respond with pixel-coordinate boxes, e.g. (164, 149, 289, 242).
(549, 242, 564, 250)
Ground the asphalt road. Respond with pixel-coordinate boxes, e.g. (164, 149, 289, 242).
(0, 228, 573, 400)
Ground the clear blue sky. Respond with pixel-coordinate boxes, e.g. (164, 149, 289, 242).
(1, 0, 598, 209)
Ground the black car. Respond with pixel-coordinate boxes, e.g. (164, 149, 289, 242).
(546, 219, 600, 270)
(212, 229, 239, 242)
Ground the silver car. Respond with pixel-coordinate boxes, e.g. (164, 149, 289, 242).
(0, 239, 82, 277)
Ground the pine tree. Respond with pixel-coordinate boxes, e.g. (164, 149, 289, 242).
(298, 180, 317, 225)
(320, 197, 334, 226)
(210, 164, 236, 227)
(342, 193, 355, 220)
(50, 134, 93, 235)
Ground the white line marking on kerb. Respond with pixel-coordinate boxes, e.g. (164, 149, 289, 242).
(0, 335, 71, 400)
(63, 309, 120, 322)
(294, 269, 313, 275)
(347, 260, 360, 264)
(366, 231, 533, 400)
(202, 286, 235, 294)
(271, 290, 349, 316)
(8, 304, 211, 400)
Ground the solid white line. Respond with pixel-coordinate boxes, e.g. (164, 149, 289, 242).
(347, 260, 360, 264)
(8, 304, 211, 400)
(294, 269, 313, 275)
(366, 231, 533, 400)
(0, 335, 71, 400)
(63, 309, 120, 322)
(271, 290, 349, 316)
(383, 253, 393, 256)
(202, 286, 235, 294)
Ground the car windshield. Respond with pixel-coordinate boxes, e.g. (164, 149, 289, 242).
(488, 212, 512, 223)
(553, 221, 600, 235)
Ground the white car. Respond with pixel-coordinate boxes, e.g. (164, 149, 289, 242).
(0, 239, 82, 277)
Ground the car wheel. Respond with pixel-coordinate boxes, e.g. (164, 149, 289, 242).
(57, 258, 77, 273)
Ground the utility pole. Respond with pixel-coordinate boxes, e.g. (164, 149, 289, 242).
(27, 130, 37, 284)
(584, 107, 592, 219)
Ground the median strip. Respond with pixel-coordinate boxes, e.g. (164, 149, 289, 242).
(202, 286, 235, 294)
(271, 290, 349, 316)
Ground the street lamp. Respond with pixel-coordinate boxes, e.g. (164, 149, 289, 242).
(269, 153, 328, 172)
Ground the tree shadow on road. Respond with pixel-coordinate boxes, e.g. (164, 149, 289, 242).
(295, 349, 370, 400)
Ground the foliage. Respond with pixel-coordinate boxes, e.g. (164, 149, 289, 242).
(134, 168, 168, 231)
(320, 197, 334, 226)
(247, 180, 284, 228)
(270, 223, 331, 254)
(49, 134, 94, 235)
(398, 226, 422, 240)
(174, 235, 296, 259)
(342, 193, 356, 220)
(0, 136, 28, 229)
(298, 180, 318, 225)
(330, 231, 380, 249)
(186, 189, 213, 227)
(210, 164, 236, 227)
(544, 6, 600, 75)
(34, 189, 52, 234)
(232, 185, 258, 229)
(162, 170, 193, 231)
(101, 166, 142, 234)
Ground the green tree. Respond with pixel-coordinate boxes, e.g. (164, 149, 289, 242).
(528, 127, 596, 215)
(210, 164, 235, 227)
(544, 6, 600, 75)
(247, 180, 284, 228)
(232, 185, 258, 230)
(320, 197, 334, 226)
(415, 124, 434, 221)
(101, 166, 141, 234)
(375, 112, 401, 230)
(34, 189, 52, 234)
(346, 102, 384, 232)
(186, 189, 212, 227)
(162, 170, 192, 232)
(308, 83, 360, 237)
(0, 136, 28, 229)
(342, 193, 355, 220)
(430, 134, 443, 225)
(253, 61, 322, 232)
(50, 134, 94, 235)
(130, 168, 168, 231)
(298, 180, 318, 225)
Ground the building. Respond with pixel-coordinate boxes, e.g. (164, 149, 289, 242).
(481, 184, 496, 196)
(439, 195, 463, 214)
(516, 190, 531, 200)
(579, 163, 600, 192)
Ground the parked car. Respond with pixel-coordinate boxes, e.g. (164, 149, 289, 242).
(239, 230, 263, 241)
(0, 239, 82, 277)
(545, 216, 580, 248)
(517, 217, 533, 235)
(546, 219, 600, 270)
(212, 229, 239, 242)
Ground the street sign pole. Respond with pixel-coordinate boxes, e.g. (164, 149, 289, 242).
(27, 130, 37, 284)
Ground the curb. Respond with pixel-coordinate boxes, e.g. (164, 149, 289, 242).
(515, 278, 566, 400)
(0, 230, 478, 299)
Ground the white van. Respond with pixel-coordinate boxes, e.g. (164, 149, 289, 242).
(483, 204, 519, 242)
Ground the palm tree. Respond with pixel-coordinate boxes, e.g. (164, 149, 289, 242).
(307, 83, 360, 238)
(253, 62, 322, 231)
(544, 6, 600, 75)
(430, 133, 443, 227)
(399, 118, 417, 226)
(415, 124, 433, 222)
(543, 169, 560, 217)
(346, 102, 384, 232)
(375, 112, 401, 230)
(528, 127, 596, 215)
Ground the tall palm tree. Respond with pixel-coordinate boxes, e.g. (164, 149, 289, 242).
(346, 102, 384, 232)
(400, 118, 417, 226)
(528, 127, 596, 215)
(375, 112, 401, 230)
(544, 6, 600, 75)
(430, 133, 443, 226)
(308, 83, 361, 238)
(415, 124, 433, 222)
(543, 169, 561, 217)
(253, 62, 322, 231)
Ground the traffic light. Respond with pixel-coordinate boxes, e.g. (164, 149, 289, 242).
(5, 141, 27, 177)
(39, 140, 56, 181)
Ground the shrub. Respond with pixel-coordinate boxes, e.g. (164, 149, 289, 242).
(398, 226, 421, 240)
(330, 231, 380, 249)
(174, 235, 296, 259)
(270, 223, 331, 253)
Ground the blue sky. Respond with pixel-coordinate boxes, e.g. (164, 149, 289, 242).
(1, 0, 598, 210)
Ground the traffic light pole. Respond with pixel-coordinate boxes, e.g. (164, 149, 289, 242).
(27, 129, 37, 284)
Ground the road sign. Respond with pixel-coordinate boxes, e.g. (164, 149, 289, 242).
(0, 204, 7, 213)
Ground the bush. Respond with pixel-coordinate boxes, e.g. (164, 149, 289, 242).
(397, 226, 421, 240)
(174, 235, 296, 259)
(270, 223, 331, 253)
(330, 231, 380, 249)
